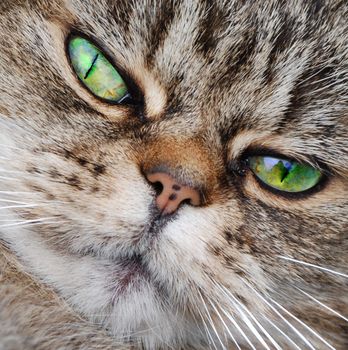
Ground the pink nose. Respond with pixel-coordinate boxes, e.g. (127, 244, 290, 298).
(146, 172, 201, 215)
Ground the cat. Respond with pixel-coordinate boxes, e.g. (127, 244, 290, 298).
(0, 0, 347, 349)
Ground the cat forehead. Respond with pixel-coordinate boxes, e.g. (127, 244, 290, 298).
(2, 0, 348, 172)
(64, 2, 347, 118)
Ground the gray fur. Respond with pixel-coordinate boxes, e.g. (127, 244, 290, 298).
(0, 0, 347, 349)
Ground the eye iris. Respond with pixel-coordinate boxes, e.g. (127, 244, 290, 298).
(68, 37, 128, 102)
(249, 156, 322, 193)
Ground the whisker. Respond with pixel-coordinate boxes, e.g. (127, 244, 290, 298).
(0, 191, 39, 195)
(244, 282, 316, 350)
(0, 175, 22, 181)
(0, 199, 67, 211)
(219, 284, 282, 350)
(218, 305, 257, 350)
(3, 221, 66, 229)
(0, 168, 28, 174)
(0, 199, 29, 204)
(0, 218, 34, 222)
(183, 299, 206, 342)
(217, 284, 272, 350)
(268, 295, 336, 350)
(0, 217, 61, 228)
(198, 290, 227, 350)
(278, 256, 348, 278)
(295, 287, 348, 323)
(262, 316, 302, 350)
(208, 299, 242, 350)
(196, 302, 218, 350)
(0, 204, 39, 210)
(142, 317, 176, 350)
(0, 143, 24, 150)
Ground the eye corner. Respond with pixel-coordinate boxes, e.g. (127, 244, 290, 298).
(227, 158, 248, 177)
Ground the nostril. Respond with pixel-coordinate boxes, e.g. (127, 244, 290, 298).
(181, 198, 192, 206)
(152, 181, 163, 196)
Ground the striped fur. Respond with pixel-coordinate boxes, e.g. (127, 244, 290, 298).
(0, 0, 347, 349)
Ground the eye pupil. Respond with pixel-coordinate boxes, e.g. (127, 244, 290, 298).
(84, 54, 99, 80)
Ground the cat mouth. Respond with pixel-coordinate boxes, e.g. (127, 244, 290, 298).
(107, 210, 180, 301)
(112, 254, 151, 299)
(109, 212, 177, 302)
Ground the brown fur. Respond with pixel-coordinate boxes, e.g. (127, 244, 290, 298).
(0, 0, 347, 349)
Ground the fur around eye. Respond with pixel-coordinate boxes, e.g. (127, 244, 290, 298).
(68, 36, 130, 103)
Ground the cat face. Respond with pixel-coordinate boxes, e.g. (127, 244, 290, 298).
(0, 0, 347, 348)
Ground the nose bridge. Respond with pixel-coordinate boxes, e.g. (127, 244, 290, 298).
(142, 137, 219, 214)
(143, 137, 217, 184)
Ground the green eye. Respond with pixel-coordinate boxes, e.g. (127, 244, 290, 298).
(68, 36, 128, 102)
(248, 156, 322, 193)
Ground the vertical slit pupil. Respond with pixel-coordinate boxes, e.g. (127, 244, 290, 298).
(84, 53, 99, 79)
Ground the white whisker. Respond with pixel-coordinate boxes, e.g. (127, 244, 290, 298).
(189, 308, 207, 341)
(278, 256, 348, 278)
(0, 199, 29, 204)
(0, 175, 21, 181)
(196, 303, 218, 350)
(142, 317, 176, 350)
(217, 284, 272, 350)
(220, 284, 282, 350)
(198, 290, 227, 350)
(218, 304, 257, 350)
(244, 282, 316, 350)
(0, 217, 60, 228)
(269, 295, 336, 350)
(295, 287, 348, 323)
(0, 168, 27, 174)
(262, 316, 302, 350)
(3, 221, 66, 229)
(0, 204, 39, 210)
(0, 219, 32, 222)
(0, 191, 38, 195)
(0, 143, 24, 150)
(208, 299, 242, 350)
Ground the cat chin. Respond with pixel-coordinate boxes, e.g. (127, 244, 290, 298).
(2, 207, 268, 349)
(102, 285, 196, 349)
(1, 223, 197, 347)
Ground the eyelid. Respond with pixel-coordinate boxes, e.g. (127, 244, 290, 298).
(241, 146, 324, 171)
